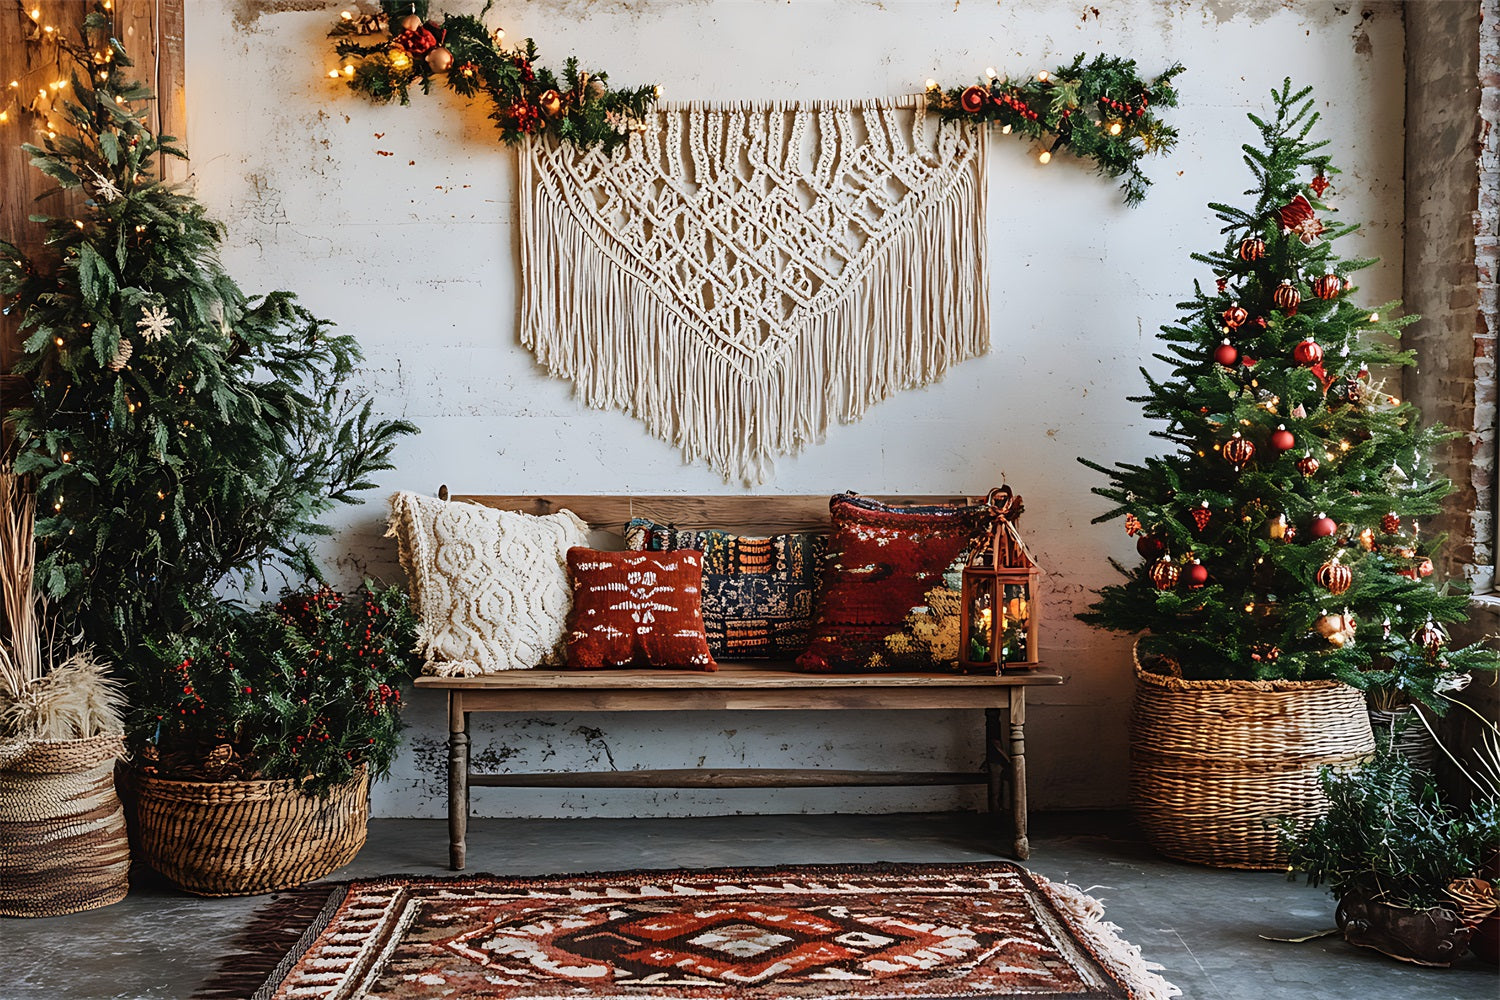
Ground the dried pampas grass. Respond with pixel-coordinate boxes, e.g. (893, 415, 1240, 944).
(0, 649, 124, 741)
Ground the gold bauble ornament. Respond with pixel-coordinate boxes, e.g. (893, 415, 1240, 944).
(398, 13, 423, 32)
(538, 88, 563, 117)
(1313, 611, 1357, 648)
(588, 77, 608, 99)
(387, 46, 413, 72)
(425, 46, 454, 72)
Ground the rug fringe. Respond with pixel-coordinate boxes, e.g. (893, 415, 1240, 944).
(190, 883, 346, 1000)
(1041, 878, 1184, 1000)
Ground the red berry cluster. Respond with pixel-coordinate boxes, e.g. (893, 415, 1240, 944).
(172, 657, 205, 716)
(513, 56, 535, 84)
(1099, 94, 1146, 118)
(993, 89, 1040, 122)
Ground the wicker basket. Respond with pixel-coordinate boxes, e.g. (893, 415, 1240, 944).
(0, 733, 131, 916)
(131, 765, 369, 896)
(1130, 644, 1375, 869)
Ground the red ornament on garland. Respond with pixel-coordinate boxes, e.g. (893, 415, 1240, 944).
(1295, 452, 1320, 477)
(959, 86, 989, 114)
(1270, 424, 1296, 452)
(1213, 339, 1239, 366)
(1185, 560, 1209, 588)
(1272, 279, 1301, 314)
(1222, 432, 1255, 470)
(1191, 501, 1211, 531)
(1380, 511, 1401, 535)
(1221, 303, 1249, 329)
(1316, 559, 1352, 595)
(1311, 272, 1342, 300)
(1136, 534, 1167, 559)
(1238, 236, 1266, 261)
(1148, 556, 1180, 590)
(391, 24, 437, 57)
(1310, 512, 1338, 538)
(1292, 338, 1323, 366)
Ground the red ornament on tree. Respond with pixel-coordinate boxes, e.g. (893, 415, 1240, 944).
(1316, 559, 1352, 595)
(1213, 339, 1239, 366)
(1136, 535, 1167, 559)
(1413, 620, 1445, 654)
(1310, 174, 1332, 197)
(1310, 512, 1338, 538)
(1418, 557, 1434, 578)
(1380, 511, 1401, 535)
(1148, 556, 1180, 590)
(1311, 272, 1342, 300)
(1295, 452, 1320, 477)
(1185, 560, 1209, 588)
(1222, 432, 1255, 470)
(1272, 279, 1301, 314)
(1124, 513, 1142, 536)
(1221, 303, 1248, 329)
(1270, 424, 1296, 452)
(1292, 338, 1323, 365)
(1237, 236, 1266, 261)
(1191, 501, 1211, 531)
(1277, 193, 1326, 244)
(959, 86, 989, 114)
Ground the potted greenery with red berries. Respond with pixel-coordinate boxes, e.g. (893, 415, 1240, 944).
(128, 584, 420, 896)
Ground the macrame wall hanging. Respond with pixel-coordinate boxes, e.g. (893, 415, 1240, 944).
(519, 98, 988, 483)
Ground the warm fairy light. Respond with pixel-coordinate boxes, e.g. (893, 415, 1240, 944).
(1369, 312, 1379, 322)
(1108, 121, 1123, 136)
(114, 95, 125, 104)
(492, 28, 505, 43)
(1389, 396, 1399, 405)
(343, 64, 355, 76)
(37, 89, 47, 99)
(340, 9, 353, 19)
(54, 499, 63, 511)
(1036, 70, 1049, 82)
(985, 67, 997, 79)
(53, 336, 64, 346)
(925, 78, 937, 91)
(28, 7, 38, 20)
(98, 71, 108, 81)
(1038, 149, 1052, 164)
(61, 452, 71, 462)
(8, 81, 17, 88)
(50, 80, 64, 90)
(1000, 124, 1011, 134)
(0, 112, 7, 123)
(328, 69, 341, 79)
(43, 24, 54, 34)
(653, 85, 662, 98)
(73, 220, 84, 229)
(157, 490, 166, 499)
(1243, 603, 1254, 613)
(1340, 440, 1352, 451)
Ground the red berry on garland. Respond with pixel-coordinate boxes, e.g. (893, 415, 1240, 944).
(1136, 534, 1167, 559)
(1270, 424, 1296, 452)
(1221, 303, 1248, 329)
(1191, 501, 1211, 531)
(1213, 339, 1239, 366)
(1272, 279, 1301, 314)
(1223, 432, 1255, 470)
(1380, 511, 1401, 534)
(1148, 556, 1180, 590)
(1311, 271, 1342, 300)
(1292, 338, 1323, 366)
(1316, 559, 1352, 595)
(1185, 560, 1209, 588)
(959, 86, 989, 114)
(1238, 236, 1266, 261)
(513, 56, 535, 83)
(1310, 512, 1338, 538)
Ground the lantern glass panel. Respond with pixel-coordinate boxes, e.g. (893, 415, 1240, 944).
(1002, 580, 1030, 663)
(967, 577, 997, 665)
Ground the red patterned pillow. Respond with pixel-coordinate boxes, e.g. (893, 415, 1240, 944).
(565, 548, 717, 671)
(797, 495, 985, 673)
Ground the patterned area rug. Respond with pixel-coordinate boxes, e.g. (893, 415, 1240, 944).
(246, 863, 1178, 1000)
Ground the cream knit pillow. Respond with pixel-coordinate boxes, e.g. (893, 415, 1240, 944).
(388, 492, 589, 675)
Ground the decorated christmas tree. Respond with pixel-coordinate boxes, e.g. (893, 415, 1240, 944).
(1080, 81, 1497, 698)
(0, 7, 415, 665)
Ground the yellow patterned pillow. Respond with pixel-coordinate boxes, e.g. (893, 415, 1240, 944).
(387, 492, 589, 675)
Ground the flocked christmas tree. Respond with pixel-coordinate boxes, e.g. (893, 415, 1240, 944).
(0, 6, 415, 667)
(1080, 81, 1497, 701)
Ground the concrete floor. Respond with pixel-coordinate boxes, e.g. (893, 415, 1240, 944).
(2, 811, 1495, 1000)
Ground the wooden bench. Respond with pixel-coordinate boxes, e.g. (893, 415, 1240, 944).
(413, 493, 1065, 870)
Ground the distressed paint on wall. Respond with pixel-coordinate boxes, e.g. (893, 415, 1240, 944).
(181, 0, 1406, 818)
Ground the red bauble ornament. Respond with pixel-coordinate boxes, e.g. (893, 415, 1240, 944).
(1136, 535, 1167, 559)
(1222, 432, 1255, 470)
(1185, 560, 1209, 588)
(1316, 559, 1352, 595)
(1270, 424, 1296, 452)
(1148, 556, 1180, 590)
(1310, 512, 1338, 538)
(1272, 279, 1301, 314)
(1221, 303, 1249, 329)
(1417, 557, 1434, 578)
(1238, 236, 1266, 261)
(391, 24, 437, 57)
(1213, 339, 1239, 366)
(959, 86, 989, 114)
(1191, 501, 1211, 531)
(1311, 272, 1342, 300)
(1295, 452, 1320, 477)
(1277, 193, 1326, 244)
(1292, 338, 1324, 366)
(1380, 511, 1401, 535)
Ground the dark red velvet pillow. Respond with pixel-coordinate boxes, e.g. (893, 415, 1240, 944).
(565, 548, 717, 671)
(797, 494, 985, 673)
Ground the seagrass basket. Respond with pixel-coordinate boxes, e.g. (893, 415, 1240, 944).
(131, 765, 369, 896)
(1130, 644, 1375, 869)
(0, 733, 130, 916)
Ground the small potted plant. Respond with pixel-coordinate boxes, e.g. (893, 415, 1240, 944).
(126, 584, 421, 896)
(1282, 736, 1497, 966)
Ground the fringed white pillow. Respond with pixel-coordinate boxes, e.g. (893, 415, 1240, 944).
(387, 492, 589, 675)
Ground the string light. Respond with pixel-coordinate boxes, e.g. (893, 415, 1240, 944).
(53, 336, 64, 346)
(1368, 312, 1379, 322)
(1000, 124, 1011, 134)
(343, 64, 355, 77)
(985, 67, 997, 79)
(1036, 70, 1049, 82)
(0, 112, 7, 124)
(327, 69, 341, 79)
(924, 78, 937, 91)
(1038, 149, 1051, 164)
(1108, 121, 1123, 136)
(61, 452, 71, 463)
(339, 9, 353, 19)
(1340, 440, 1352, 451)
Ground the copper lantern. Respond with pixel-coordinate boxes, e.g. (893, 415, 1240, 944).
(959, 486, 1041, 674)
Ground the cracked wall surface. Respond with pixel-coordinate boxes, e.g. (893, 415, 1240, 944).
(182, 0, 1407, 819)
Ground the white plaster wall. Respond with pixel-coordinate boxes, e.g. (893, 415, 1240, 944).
(182, 0, 1405, 818)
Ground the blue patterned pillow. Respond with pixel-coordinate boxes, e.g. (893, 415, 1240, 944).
(625, 518, 823, 660)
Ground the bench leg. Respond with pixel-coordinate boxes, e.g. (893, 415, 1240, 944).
(1009, 692, 1030, 861)
(984, 707, 1004, 817)
(448, 694, 469, 871)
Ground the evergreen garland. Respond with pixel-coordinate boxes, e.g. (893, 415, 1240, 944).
(330, 1, 656, 152)
(1078, 80, 1499, 696)
(928, 54, 1183, 205)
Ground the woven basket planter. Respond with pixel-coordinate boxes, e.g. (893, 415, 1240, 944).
(0, 733, 131, 916)
(1130, 644, 1375, 869)
(131, 764, 369, 896)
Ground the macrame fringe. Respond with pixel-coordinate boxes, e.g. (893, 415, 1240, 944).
(1042, 879, 1184, 1000)
(519, 115, 988, 484)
